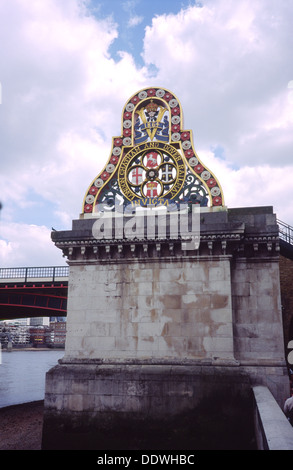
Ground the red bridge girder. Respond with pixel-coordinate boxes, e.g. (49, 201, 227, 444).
(0, 283, 68, 319)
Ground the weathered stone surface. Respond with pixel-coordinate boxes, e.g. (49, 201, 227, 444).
(42, 206, 290, 449)
(63, 255, 234, 361)
(42, 362, 256, 450)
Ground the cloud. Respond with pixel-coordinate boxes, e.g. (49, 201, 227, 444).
(128, 15, 144, 28)
(0, 0, 150, 224)
(0, 222, 64, 267)
(0, 0, 153, 265)
(196, 148, 293, 223)
(0, 0, 293, 268)
(142, 0, 293, 223)
(143, 0, 293, 166)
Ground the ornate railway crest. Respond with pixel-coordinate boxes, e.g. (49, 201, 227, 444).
(82, 87, 224, 214)
(117, 142, 186, 202)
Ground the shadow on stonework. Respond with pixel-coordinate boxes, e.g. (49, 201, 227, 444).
(42, 391, 256, 450)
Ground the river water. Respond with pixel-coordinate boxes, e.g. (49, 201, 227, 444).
(0, 349, 64, 408)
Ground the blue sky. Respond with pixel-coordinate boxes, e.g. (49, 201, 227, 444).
(0, 0, 292, 267)
(88, 0, 195, 65)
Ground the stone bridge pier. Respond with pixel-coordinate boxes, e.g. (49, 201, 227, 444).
(41, 86, 290, 450)
(42, 206, 289, 450)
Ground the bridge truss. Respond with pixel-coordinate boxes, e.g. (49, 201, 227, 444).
(0, 266, 68, 320)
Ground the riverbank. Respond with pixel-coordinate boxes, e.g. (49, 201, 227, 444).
(0, 400, 44, 450)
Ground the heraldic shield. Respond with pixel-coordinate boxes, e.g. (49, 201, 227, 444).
(81, 87, 224, 215)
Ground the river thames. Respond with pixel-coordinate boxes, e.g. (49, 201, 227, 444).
(0, 349, 64, 408)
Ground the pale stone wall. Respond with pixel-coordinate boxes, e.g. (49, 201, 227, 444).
(43, 206, 291, 449)
(231, 258, 285, 362)
(279, 255, 293, 349)
(64, 256, 234, 362)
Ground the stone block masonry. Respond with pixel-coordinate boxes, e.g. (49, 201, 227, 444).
(42, 206, 290, 449)
(279, 255, 293, 349)
(64, 257, 234, 362)
(43, 362, 257, 450)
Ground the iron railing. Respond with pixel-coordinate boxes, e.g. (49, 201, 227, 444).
(0, 266, 69, 282)
(277, 219, 293, 246)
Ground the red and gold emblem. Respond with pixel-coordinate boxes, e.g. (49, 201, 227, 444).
(81, 87, 224, 214)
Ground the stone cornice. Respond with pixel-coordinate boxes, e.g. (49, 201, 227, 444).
(52, 208, 280, 262)
(53, 230, 279, 263)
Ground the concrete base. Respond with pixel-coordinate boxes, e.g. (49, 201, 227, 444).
(41, 360, 288, 450)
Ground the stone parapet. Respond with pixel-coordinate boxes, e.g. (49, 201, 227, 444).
(253, 386, 293, 450)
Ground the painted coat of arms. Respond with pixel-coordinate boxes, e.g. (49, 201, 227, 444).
(134, 100, 169, 144)
(82, 87, 224, 214)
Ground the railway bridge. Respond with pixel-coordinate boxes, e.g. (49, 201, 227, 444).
(0, 266, 68, 320)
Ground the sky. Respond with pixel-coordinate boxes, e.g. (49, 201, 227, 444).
(0, 0, 292, 267)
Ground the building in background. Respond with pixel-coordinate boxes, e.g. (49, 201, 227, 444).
(49, 321, 66, 348)
(30, 317, 50, 327)
(0, 317, 66, 349)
